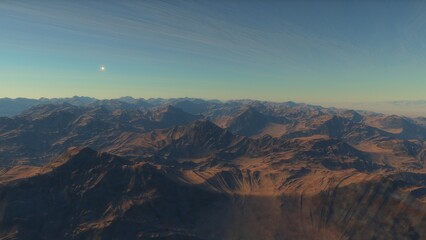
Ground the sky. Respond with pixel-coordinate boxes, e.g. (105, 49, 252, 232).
(1, 0, 426, 104)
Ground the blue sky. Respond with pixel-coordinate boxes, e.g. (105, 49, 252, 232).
(1, 0, 426, 103)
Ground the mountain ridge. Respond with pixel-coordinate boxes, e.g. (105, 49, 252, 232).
(1, 98, 426, 239)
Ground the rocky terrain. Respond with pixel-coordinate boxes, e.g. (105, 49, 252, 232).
(0, 98, 425, 239)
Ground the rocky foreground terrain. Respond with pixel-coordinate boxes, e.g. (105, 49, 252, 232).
(0, 98, 425, 240)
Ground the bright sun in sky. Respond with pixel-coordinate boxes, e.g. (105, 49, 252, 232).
(100, 65, 106, 71)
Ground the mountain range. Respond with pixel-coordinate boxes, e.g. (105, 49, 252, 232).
(0, 97, 425, 239)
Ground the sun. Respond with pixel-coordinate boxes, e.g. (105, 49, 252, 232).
(100, 65, 106, 71)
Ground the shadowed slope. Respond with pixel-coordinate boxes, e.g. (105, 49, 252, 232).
(1, 148, 425, 240)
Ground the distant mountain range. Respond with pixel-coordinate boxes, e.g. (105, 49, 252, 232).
(0, 96, 223, 117)
(0, 97, 425, 239)
(3, 97, 426, 118)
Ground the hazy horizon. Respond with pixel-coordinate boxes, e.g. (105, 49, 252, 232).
(2, 95, 426, 117)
